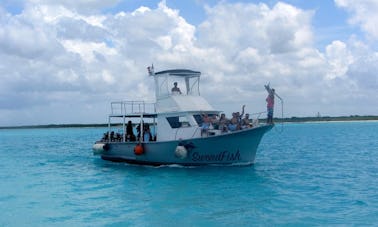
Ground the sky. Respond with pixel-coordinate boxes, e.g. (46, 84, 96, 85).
(0, 0, 377, 126)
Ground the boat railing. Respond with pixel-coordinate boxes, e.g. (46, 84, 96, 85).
(247, 111, 264, 127)
(110, 101, 156, 116)
(249, 111, 264, 117)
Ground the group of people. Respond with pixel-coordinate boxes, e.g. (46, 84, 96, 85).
(100, 131, 122, 142)
(200, 83, 277, 135)
(175, 81, 277, 124)
(101, 121, 154, 142)
(201, 105, 254, 135)
(133, 121, 154, 142)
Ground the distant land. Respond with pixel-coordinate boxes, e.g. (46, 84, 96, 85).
(272, 115, 378, 123)
(1, 115, 377, 129)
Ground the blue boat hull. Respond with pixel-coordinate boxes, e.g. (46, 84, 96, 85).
(94, 124, 273, 166)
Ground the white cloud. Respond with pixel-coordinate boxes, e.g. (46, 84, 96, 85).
(101, 69, 115, 84)
(325, 40, 354, 79)
(0, 1, 377, 126)
(345, 39, 378, 90)
(199, 2, 313, 54)
(335, 0, 378, 40)
(61, 40, 117, 63)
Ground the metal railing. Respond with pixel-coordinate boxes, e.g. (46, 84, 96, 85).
(110, 101, 156, 116)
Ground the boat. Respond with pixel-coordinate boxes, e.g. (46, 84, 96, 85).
(92, 67, 274, 166)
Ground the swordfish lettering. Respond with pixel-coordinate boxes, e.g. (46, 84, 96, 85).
(191, 150, 241, 162)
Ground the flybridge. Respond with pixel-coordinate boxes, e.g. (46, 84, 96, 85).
(152, 69, 202, 99)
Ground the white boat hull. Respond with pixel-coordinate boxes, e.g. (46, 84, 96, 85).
(93, 124, 273, 166)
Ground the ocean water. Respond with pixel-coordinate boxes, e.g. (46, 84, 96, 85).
(1, 122, 377, 226)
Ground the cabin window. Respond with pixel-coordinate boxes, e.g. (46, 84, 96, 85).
(166, 116, 191, 128)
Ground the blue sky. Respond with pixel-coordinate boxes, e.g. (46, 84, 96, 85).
(0, 0, 377, 126)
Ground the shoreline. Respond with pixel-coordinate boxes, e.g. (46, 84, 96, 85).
(271, 115, 378, 124)
(0, 124, 108, 130)
(1, 116, 377, 129)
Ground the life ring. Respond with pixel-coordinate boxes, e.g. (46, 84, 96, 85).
(134, 144, 144, 155)
(175, 145, 187, 159)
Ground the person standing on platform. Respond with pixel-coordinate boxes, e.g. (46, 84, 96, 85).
(265, 84, 275, 124)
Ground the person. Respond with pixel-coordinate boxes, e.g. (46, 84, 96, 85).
(236, 105, 245, 123)
(228, 105, 245, 131)
(201, 113, 210, 136)
(241, 113, 251, 129)
(126, 120, 136, 141)
(210, 114, 219, 130)
(218, 113, 229, 133)
(116, 132, 122, 141)
(143, 124, 152, 142)
(136, 122, 142, 141)
(228, 112, 238, 131)
(265, 84, 275, 124)
(110, 131, 115, 142)
(101, 132, 109, 142)
(171, 82, 182, 94)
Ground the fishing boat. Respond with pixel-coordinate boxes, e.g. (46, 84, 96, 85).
(92, 67, 273, 166)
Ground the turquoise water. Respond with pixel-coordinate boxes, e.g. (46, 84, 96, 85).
(1, 122, 377, 226)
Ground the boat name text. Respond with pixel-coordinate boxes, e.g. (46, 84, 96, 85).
(191, 150, 241, 162)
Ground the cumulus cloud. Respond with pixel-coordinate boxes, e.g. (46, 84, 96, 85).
(325, 40, 353, 79)
(195, 2, 330, 110)
(335, 0, 378, 40)
(0, 1, 377, 126)
(199, 3, 313, 54)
